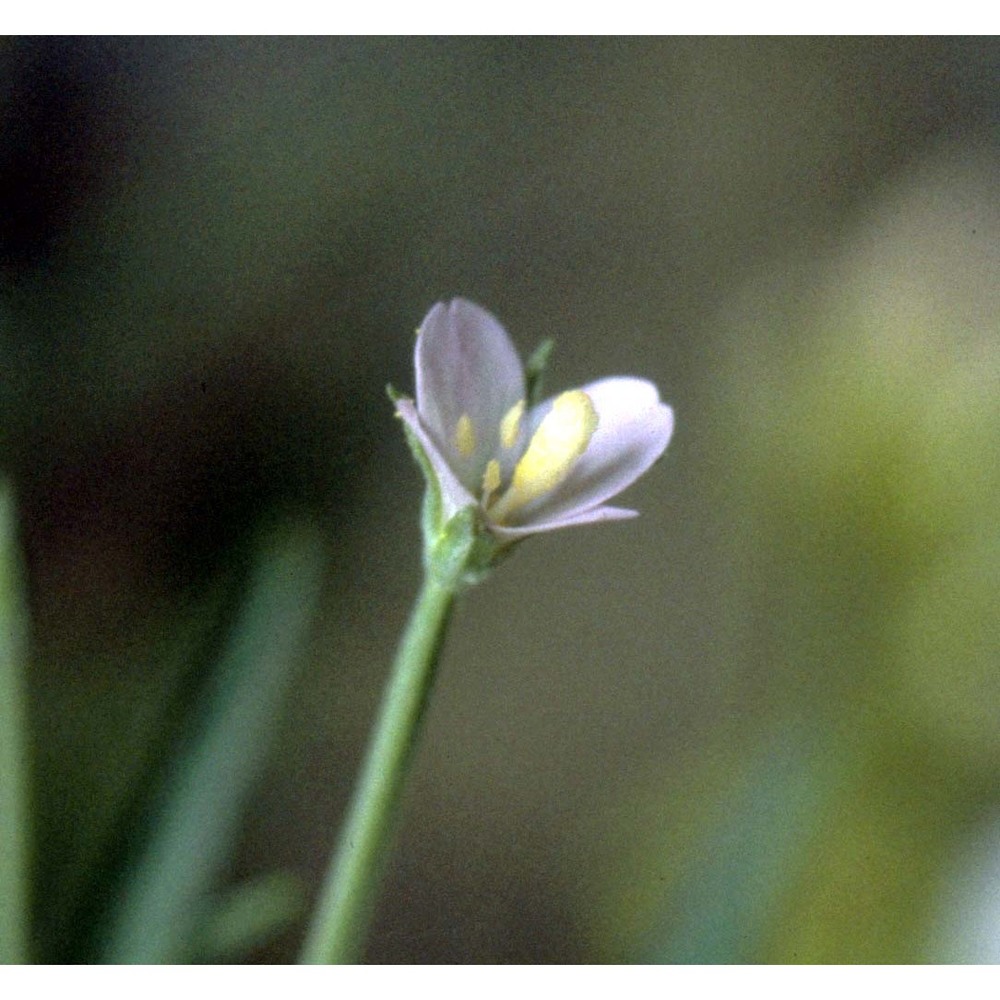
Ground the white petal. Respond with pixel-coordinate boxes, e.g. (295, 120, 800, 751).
(491, 504, 638, 540)
(508, 377, 674, 526)
(395, 398, 477, 519)
(414, 299, 525, 490)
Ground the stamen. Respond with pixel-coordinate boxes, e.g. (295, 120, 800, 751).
(489, 390, 598, 522)
(499, 399, 525, 449)
(481, 459, 501, 506)
(454, 414, 476, 458)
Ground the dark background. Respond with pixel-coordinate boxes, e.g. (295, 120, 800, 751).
(2, 37, 998, 962)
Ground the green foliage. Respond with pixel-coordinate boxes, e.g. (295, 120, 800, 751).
(0, 479, 30, 963)
(589, 291, 1000, 962)
(100, 522, 324, 963)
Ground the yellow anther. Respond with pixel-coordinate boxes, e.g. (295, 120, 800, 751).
(489, 390, 598, 521)
(454, 414, 476, 458)
(499, 399, 525, 449)
(481, 458, 501, 505)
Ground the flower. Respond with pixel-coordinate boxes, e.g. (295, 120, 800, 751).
(394, 298, 674, 541)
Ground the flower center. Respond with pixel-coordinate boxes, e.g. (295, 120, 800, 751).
(486, 390, 598, 523)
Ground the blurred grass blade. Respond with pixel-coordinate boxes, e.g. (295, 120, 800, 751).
(102, 521, 324, 964)
(0, 479, 31, 964)
(197, 871, 304, 961)
(639, 724, 841, 963)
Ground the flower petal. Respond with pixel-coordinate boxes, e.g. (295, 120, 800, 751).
(507, 377, 673, 526)
(395, 398, 477, 519)
(415, 299, 526, 491)
(491, 504, 638, 540)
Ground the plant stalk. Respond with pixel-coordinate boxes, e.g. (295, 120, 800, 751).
(299, 560, 461, 963)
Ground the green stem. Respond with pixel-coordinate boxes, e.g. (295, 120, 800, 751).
(300, 515, 474, 964)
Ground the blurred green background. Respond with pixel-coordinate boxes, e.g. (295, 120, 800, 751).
(1, 37, 998, 963)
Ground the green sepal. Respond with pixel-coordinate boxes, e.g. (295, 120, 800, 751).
(388, 388, 524, 590)
(434, 511, 521, 589)
(525, 338, 555, 408)
(388, 384, 444, 553)
(426, 506, 478, 589)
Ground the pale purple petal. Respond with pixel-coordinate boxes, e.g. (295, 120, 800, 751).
(395, 398, 476, 519)
(509, 377, 674, 526)
(415, 299, 525, 490)
(491, 504, 638, 540)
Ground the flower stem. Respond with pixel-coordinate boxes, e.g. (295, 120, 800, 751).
(300, 513, 474, 964)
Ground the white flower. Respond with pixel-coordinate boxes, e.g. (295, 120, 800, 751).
(395, 299, 674, 541)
